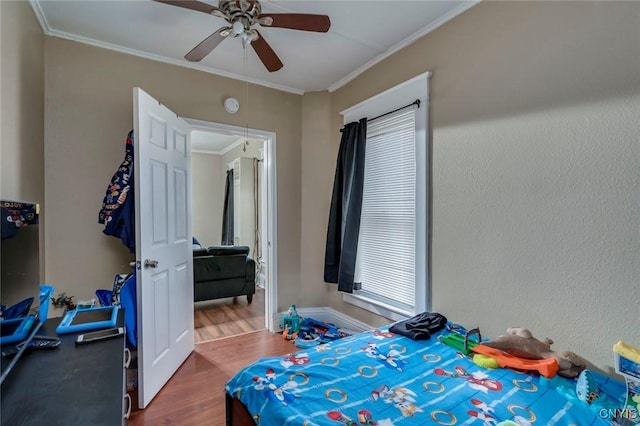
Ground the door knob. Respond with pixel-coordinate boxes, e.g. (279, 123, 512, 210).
(144, 259, 159, 268)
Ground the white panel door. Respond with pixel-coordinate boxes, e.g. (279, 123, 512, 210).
(134, 88, 194, 409)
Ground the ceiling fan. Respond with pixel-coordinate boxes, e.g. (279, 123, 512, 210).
(155, 0, 331, 72)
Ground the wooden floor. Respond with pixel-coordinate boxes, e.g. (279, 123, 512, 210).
(194, 288, 265, 343)
(128, 330, 296, 426)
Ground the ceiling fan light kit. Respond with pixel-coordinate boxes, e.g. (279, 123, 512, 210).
(155, 0, 331, 72)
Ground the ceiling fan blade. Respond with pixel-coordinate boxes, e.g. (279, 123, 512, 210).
(258, 13, 330, 33)
(185, 27, 230, 62)
(251, 31, 283, 72)
(154, 0, 224, 16)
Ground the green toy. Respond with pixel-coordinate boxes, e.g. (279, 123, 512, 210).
(441, 328, 481, 355)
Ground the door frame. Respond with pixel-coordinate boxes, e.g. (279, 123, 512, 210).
(185, 118, 278, 332)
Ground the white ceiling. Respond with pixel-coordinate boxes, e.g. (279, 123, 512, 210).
(191, 129, 263, 154)
(191, 130, 240, 153)
(31, 0, 477, 95)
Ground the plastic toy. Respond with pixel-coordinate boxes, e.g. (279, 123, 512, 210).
(0, 297, 33, 321)
(282, 305, 300, 334)
(290, 317, 353, 348)
(471, 344, 559, 378)
(540, 369, 625, 418)
(281, 325, 298, 341)
(441, 327, 481, 355)
(298, 317, 342, 343)
(483, 327, 586, 378)
(0, 316, 37, 345)
(473, 354, 499, 369)
(613, 340, 640, 423)
(55, 305, 119, 334)
(445, 322, 468, 335)
(614, 341, 640, 380)
(294, 331, 320, 348)
(576, 370, 601, 404)
(0, 285, 54, 345)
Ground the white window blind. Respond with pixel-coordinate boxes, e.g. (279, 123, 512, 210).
(357, 108, 416, 313)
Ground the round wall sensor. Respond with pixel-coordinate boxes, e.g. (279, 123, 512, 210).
(224, 97, 240, 114)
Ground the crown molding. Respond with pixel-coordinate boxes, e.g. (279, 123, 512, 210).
(191, 134, 255, 156)
(219, 138, 249, 155)
(29, 0, 50, 34)
(191, 149, 222, 156)
(30, 0, 478, 96)
(187, 118, 268, 155)
(328, 0, 480, 93)
(29, 1, 303, 95)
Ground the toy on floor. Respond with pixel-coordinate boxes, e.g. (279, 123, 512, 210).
(282, 325, 298, 341)
(293, 317, 348, 348)
(294, 330, 320, 348)
(482, 327, 587, 378)
(281, 305, 300, 340)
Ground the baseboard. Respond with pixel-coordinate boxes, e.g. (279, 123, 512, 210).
(272, 307, 372, 333)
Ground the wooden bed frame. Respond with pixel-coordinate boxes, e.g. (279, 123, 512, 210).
(225, 392, 257, 426)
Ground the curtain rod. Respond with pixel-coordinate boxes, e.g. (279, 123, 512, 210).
(341, 99, 420, 132)
(369, 99, 421, 123)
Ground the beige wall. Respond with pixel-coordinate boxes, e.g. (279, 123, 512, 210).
(222, 141, 264, 256)
(192, 139, 264, 249)
(192, 152, 223, 247)
(5, 0, 638, 372)
(1, 0, 45, 303)
(44, 37, 301, 312)
(1, 0, 44, 201)
(314, 1, 640, 370)
(300, 91, 332, 308)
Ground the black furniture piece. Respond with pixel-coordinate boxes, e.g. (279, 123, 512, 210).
(193, 245, 256, 304)
(1, 312, 129, 425)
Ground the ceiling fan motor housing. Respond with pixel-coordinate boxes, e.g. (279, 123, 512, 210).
(219, 0, 262, 32)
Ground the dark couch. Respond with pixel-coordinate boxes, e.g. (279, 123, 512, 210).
(193, 246, 256, 304)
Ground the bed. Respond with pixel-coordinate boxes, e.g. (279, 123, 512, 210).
(225, 325, 625, 425)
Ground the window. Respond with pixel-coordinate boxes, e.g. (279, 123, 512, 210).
(341, 73, 430, 320)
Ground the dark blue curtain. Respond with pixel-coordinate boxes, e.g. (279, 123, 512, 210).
(324, 118, 367, 293)
(221, 169, 234, 245)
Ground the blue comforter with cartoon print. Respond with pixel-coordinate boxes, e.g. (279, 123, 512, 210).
(226, 327, 625, 425)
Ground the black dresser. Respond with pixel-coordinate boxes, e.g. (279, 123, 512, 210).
(1, 312, 128, 425)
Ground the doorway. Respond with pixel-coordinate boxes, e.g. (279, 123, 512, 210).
(185, 118, 277, 343)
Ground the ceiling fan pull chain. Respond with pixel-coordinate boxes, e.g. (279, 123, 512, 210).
(244, 42, 250, 146)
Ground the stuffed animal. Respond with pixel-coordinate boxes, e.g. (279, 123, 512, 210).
(484, 327, 587, 378)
